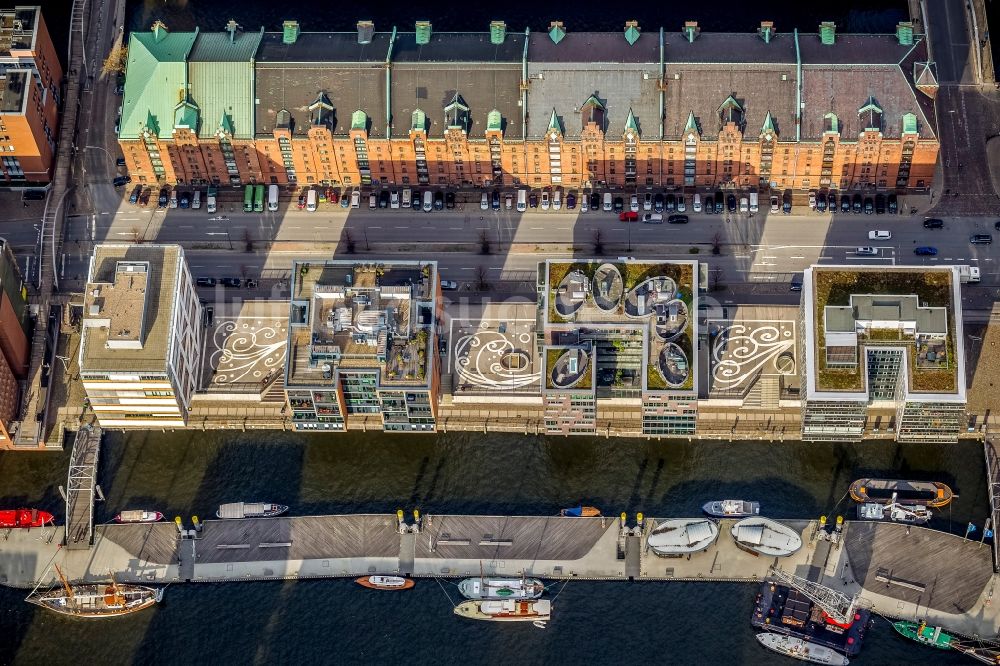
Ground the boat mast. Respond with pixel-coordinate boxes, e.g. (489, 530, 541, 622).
(54, 564, 74, 599)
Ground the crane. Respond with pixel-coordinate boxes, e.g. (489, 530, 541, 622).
(767, 566, 862, 625)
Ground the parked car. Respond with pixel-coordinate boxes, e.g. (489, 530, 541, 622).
(619, 211, 639, 222)
(727, 194, 737, 212)
(221, 278, 242, 288)
(863, 197, 874, 214)
(379, 191, 390, 208)
(667, 214, 689, 224)
(875, 194, 886, 214)
(782, 193, 791, 214)
(643, 192, 652, 211)
(828, 192, 837, 212)
(629, 194, 639, 212)
(856, 246, 878, 256)
(852, 193, 863, 214)
(441, 280, 458, 290)
(505, 192, 514, 210)
(676, 196, 686, 213)
(887, 194, 898, 214)
(808, 191, 817, 209)
(540, 191, 550, 210)
(179, 191, 190, 209)
(481, 192, 489, 210)
(914, 246, 938, 256)
(530, 192, 539, 208)
(654, 193, 664, 213)
(665, 194, 676, 212)
(116, 157, 127, 167)
(770, 195, 779, 213)
(970, 234, 993, 245)
(868, 230, 891, 240)
(297, 193, 306, 209)
(318, 188, 328, 204)
(112, 175, 129, 187)
(411, 191, 421, 210)
(491, 190, 500, 210)
(445, 191, 456, 209)
(924, 218, 944, 229)
(589, 192, 600, 211)
(816, 192, 827, 212)
(368, 192, 377, 209)
(642, 213, 663, 224)
(157, 188, 169, 208)
(128, 184, 142, 204)
(196, 277, 216, 287)
(613, 197, 624, 213)
(715, 195, 725, 214)
(841, 196, 851, 213)
(138, 187, 150, 207)
(434, 190, 445, 210)
(704, 195, 715, 213)
(566, 192, 576, 210)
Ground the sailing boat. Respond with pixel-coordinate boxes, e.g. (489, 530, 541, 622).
(457, 563, 544, 600)
(26, 565, 162, 618)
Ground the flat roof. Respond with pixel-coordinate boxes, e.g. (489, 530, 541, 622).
(83, 262, 150, 349)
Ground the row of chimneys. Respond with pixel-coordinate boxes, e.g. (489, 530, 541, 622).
(272, 19, 917, 48)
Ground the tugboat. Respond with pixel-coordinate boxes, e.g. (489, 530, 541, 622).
(702, 500, 760, 518)
(731, 517, 802, 557)
(0, 508, 54, 528)
(756, 632, 850, 665)
(856, 493, 931, 525)
(647, 518, 719, 556)
(453, 599, 551, 622)
(848, 479, 953, 508)
(892, 620, 953, 649)
(355, 575, 415, 591)
(113, 510, 164, 524)
(216, 502, 288, 519)
(560, 506, 601, 517)
(27, 565, 162, 618)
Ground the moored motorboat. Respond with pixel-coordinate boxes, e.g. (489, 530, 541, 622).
(702, 500, 760, 518)
(848, 479, 953, 508)
(453, 599, 551, 622)
(216, 502, 288, 519)
(27, 565, 162, 618)
(113, 510, 164, 524)
(731, 517, 802, 557)
(856, 493, 931, 525)
(892, 620, 953, 649)
(0, 508, 54, 528)
(457, 576, 544, 600)
(647, 518, 719, 556)
(560, 506, 601, 517)
(756, 632, 850, 665)
(355, 575, 414, 590)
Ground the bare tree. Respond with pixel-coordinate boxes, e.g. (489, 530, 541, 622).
(593, 229, 605, 255)
(130, 225, 144, 244)
(711, 232, 722, 255)
(710, 267, 725, 292)
(476, 266, 489, 291)
(101, 43, 128, 78)
(478, 229, 492, 255)
(243, 229, 253, 253)
(342, 229, 356, 254)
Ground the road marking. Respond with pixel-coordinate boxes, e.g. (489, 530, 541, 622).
(790, 256, 804, 259)
(488, 267, 502, 271)
(118, 217, 139, 221)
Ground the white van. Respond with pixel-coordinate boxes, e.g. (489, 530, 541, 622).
(206, 192, 217, 214)
(749, 192, 759, 214)
(306, 188, 317, 212)
(603, 192, 613, 211)
(268, 184, 279, 212)
(552, 189, 562, 210)
(693, 194, 702, 213)
(739, 197, 749, 213)
(350, 189, 360, 208)
(423, 190, 433, 212)
(516, 189, 527, 212)
(400, 188, 410, 209)
(192, 190, 202, 210)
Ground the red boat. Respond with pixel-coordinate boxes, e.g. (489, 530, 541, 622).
(0, 508, 54, 528)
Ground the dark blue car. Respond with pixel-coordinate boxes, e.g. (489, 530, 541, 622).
(914, 246, 938, 256)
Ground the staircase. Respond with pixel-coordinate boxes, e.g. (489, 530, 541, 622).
(742, 375, 780, 411)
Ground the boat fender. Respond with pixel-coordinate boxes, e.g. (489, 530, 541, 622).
(636, 512, 644, 526)
(174, 516, 183, 533)
(532, 620, 547, 629)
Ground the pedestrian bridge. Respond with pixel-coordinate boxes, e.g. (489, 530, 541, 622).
(64, 424, 101, 549)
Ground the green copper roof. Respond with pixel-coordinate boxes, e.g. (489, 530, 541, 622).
(902, 112, 917, 134)
(582, 94, 606, 112)
(144, 110, 160, 137)
(824, 112, 839, 133)
(820, 21, 836, 45)
(219, 111, 234, 135)
(624, 108, 639, 134)
(120, 29, 197, 140)
(624, 24, 640, 45)
(761, 111, 776, 135)
(411, 108, 426, 132)
(684, 111, 699, 135)
(549, 23, 566, 44)
(415, 21, 432, 45)
(173, 99, 199, 130)
(896, 21, 913, 46)
(718, 95, 743, 114)
(548, 108, 562, 134)
(188, 30, 261, 140)
(282, 20, 299, 45)
(487, 109, 502, 131)
(490, 21, 506, 45)
(858, 96, 882, 115)
(351, 109, 368, 131)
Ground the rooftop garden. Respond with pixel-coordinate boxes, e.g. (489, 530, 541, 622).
(813, 269, 957, 394)
(545, 346, 592, 391)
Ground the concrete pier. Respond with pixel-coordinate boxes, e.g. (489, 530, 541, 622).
(1, 514, 998, 640)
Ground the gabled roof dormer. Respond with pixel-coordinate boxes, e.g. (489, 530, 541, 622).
(901, 112, 917, 135)
(760, 111, 777, 140)
(173, 95, 199, 131)
(411, 108, 427, 133)
(718, 94, 744, 130)
(581, 94, 606, 133)
(444, 93, 470, 133)
(858, 96, 883, 132)
(217, 111, 234, 137)
(351, 109, 368, 134)
(624, 108, 640, 139)
(684, 111, 700, 138)
(487, 109, 503, 134)
(823, 112, 839, 134)
(548, 108, 563, 137)
(308, 91, 335, 128)
(275, 108, 292, 131)
(914, 61, 939, 99)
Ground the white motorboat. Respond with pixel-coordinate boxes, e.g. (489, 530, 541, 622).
(857, 492, 931, 525)
(756, 632, 849, 665)
(216, 502, 288, 519)
(647, 518, 719, 556)
(457, 577, 544, 600)
(731, 516, 802, 557)
(702, 500, 760, 518)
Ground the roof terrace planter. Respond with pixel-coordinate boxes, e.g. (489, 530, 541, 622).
(624, 276, 677, 319)
(547, 347, 591, 390)
(592, 263, 623, 312)
(654, 299, 688, 342)
(554, 269, 589, 319)
(657, 342, 691, 390)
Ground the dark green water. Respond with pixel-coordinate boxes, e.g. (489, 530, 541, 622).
(0, 432, 986, 664)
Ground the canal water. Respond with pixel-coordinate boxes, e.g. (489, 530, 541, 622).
(0, 432, 985, 664)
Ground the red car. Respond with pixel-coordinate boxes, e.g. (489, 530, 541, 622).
(619, 211, 639, 222)
(297, 193, 306, 209)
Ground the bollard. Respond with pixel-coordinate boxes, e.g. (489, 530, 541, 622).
(620, 512, 627, 525)
(192, 515, 201, 532)
(174, 516, 183, 533)
(819, 515, 827, 529)
(412, 509, 420, 523)
(396, 509, 404, 525)
(636, 512, 644, 526)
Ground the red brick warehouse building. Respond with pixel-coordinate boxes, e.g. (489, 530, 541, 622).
(118, 18, 939, 196)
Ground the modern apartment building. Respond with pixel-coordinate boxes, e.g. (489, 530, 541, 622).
(118, 18, 937, 195)
(79, 245, 203, 428)
(0, 239, 30, 448)
(283, 259, 441, 432)
(800, 265, 966, 443)
(539, 259, 698, 436)
(0, 6, 61, 182)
